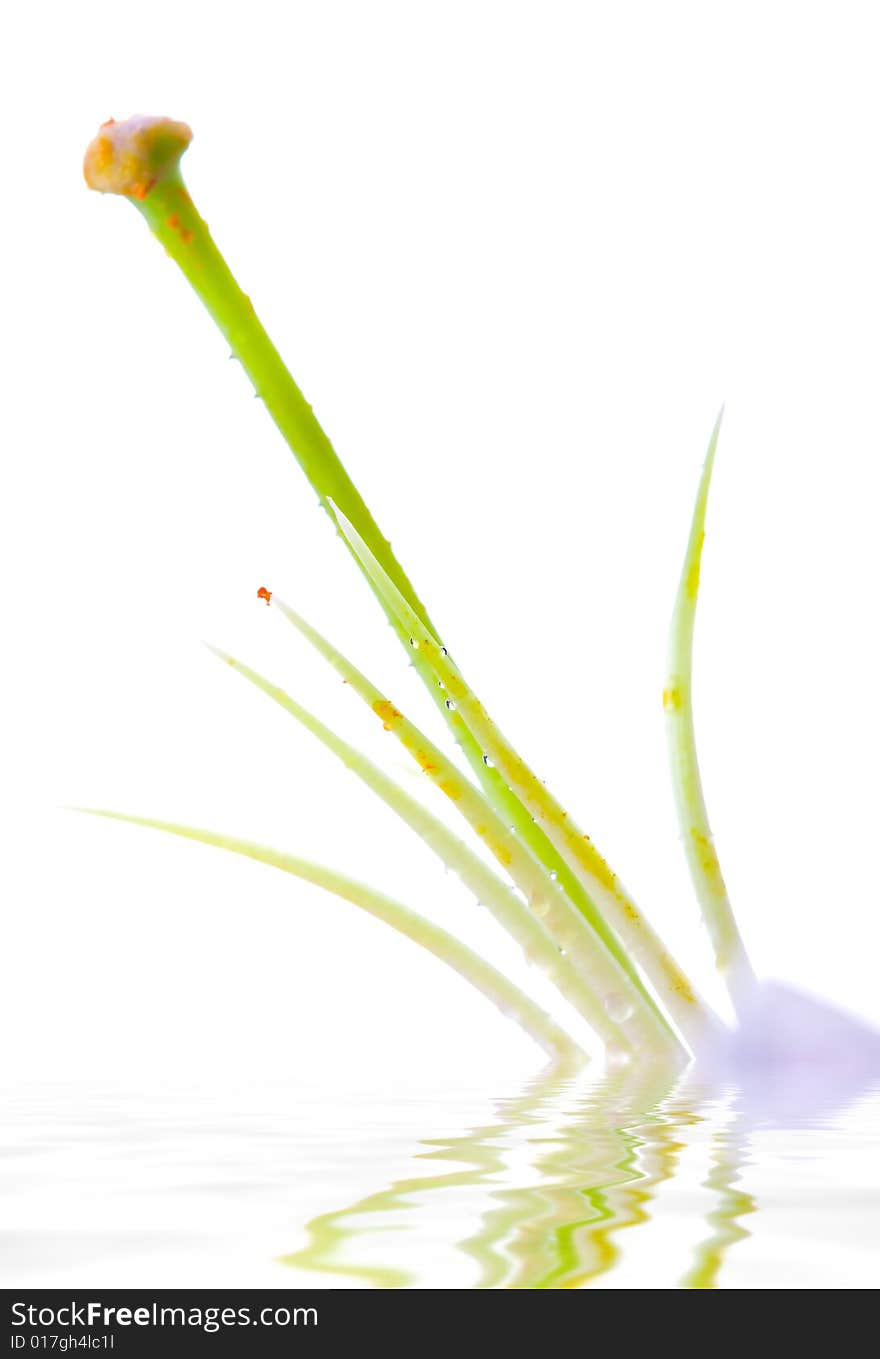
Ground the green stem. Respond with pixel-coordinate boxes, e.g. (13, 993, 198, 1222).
(332, 503, 724, 1052)
(137, 171, 433, 614)
(210, 644, 631, 1050)
(665, 413, 756, 1011)
(86, 120, 646, 1004)
(74, 807, 584, 1066)
(269, 596, 680, 1058)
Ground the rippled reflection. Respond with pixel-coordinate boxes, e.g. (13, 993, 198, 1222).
(284, 1063, 878, 1289)
(679, 1108, 755, 1289)
(2, 1068, 878, 1288)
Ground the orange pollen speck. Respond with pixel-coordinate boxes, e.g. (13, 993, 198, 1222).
(257, 587, 272, 606)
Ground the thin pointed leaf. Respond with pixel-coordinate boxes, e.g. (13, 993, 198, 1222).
(665, 412, 755, 1010)
(74, 807, 585, 1066)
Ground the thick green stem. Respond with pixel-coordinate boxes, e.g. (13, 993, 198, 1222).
(135, 173, 431, 612)
(331, 504, 724, 1052)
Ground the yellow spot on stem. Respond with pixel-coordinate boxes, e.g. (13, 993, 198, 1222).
(691, 831, 725, 891)
(685, 532, 704, 600)
(443, 674, 467, 701)
(580, 844, 617, 895)
(663, 961, 697, 1003)
(372, 699, 402, 732)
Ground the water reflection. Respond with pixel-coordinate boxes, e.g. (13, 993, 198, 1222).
(679, 1108, 755, 1289)
(461, 1065, 691, 1289)
(284, 1062, 876, 1289)
(2, 1068, 877, 1288)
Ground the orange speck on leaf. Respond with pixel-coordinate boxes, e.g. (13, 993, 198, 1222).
(257, 587, 272, 606)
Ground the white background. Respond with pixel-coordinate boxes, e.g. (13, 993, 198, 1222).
(2, 1, 879, 1086)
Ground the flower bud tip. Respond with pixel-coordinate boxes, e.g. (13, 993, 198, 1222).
(84, 115, 192, 200)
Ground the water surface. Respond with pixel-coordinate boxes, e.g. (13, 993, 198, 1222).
(2, 1070, 878, 1288)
